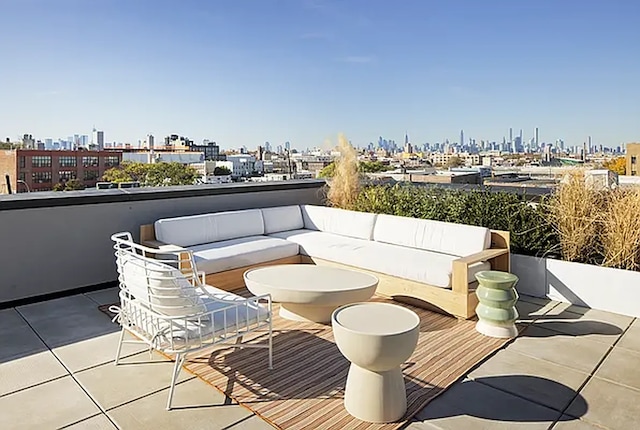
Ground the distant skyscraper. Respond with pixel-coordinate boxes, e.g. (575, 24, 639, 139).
(284, 141, 291, 152)
(509, 128, 513, 144)
(93, 129, 104, 150)
(404, 142, 413, 154)
(460, 129, 464, 147)
(404, 132, 409, 145)
(534, 127, 539, 148)
(147, 134, 154, 148)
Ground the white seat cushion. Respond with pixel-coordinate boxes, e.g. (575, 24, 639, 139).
(269, 229, 489, 288)
(155, 209, 264, 247)
(373, 213, 491, 257)
(153, 285, 270, 349)
(261, 205, 304, 234)
(301, 205, 377, 240)
(187, 236, 299, 274)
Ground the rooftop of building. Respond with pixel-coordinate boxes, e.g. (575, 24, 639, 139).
(1, 180, 639, 429)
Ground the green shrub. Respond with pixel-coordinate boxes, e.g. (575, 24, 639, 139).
(353, 184, 559, 257)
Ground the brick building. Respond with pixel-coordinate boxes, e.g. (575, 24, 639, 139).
(0, 149, 123, 193)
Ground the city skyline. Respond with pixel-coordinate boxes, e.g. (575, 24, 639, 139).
(1, 1, 639, 148)
(5, 126, 621, 152)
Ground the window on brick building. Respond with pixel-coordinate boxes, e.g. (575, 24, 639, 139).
(59, 171, 77, 181)
(84, 170, 99, 181)
(104, 156, 120, 167)
(32, 171, 52, 183)
(82, 156, 99, 167)
(32, 156, 52, 167)
(59, 156, 77, 167)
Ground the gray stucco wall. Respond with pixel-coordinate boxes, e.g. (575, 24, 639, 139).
(0, 181, 326, 304)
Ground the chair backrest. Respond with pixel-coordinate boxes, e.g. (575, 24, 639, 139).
(111, 233, 206, 317)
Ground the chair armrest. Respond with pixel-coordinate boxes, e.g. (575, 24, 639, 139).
(451, 248, 510, 294)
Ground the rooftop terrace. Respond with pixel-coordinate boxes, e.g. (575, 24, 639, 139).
(2, 287, 639, 429)
(1, 181, 639, 429)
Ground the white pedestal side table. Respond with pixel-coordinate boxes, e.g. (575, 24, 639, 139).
(332, 302, 420, 423)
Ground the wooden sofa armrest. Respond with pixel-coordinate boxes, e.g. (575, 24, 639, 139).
(139, 225, 185, 252)
(142, 239, 186, 252)
(451, 248, 510, 294)
(454, 248, 509, 266)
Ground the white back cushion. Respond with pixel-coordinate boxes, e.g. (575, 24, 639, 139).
(373, 214, 491, 257)
(301, 205, 377, 240)
(155, 209, 264, 247)
(119, 254, 205, 317)
(261, 205, 304, 234)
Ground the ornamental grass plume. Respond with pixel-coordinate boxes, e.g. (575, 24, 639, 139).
(326, 133, 360, 209)
(601, 188, 640, 270)
(547, 169, 603, 263)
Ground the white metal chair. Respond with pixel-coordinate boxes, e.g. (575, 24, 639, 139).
(110, 232, 273, 410)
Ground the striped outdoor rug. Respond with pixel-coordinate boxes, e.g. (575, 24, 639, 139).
(183, 295, 511, 430)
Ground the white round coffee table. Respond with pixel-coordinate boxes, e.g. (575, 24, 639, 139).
(332, 302, 420, 423)
(243, 265, 378, 323)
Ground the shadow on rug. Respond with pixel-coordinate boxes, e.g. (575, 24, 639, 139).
(184, 297, 512, 430)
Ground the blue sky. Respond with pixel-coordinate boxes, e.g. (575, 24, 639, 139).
(1, 0, 638, 149)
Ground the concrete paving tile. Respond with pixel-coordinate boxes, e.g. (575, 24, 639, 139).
(107, 377, 256, 430)
(54, 329, 147, 373)
(0, 376, 100, 429)
(0, 308, 48, 362)
(532, 319, 624, 346)
(548, 304, 634, 328)
(468, 349, 589, 412)
(0, 350, 68, 397)
(17, 295, 119, 349)
(552, 416, 611, 429)
(74, 350, 195, 411)
(516, 300, 556, 324)
(518, 294, 558, 307)
(84, 287, 120, 307)
(413, 379, 563, 429)
(617, 318, 640, 353)
(62, 414, 117, 429)
(567, 377, 640, 430)
(509, 325, 611, 373)
(595, 347, 640, 391)
(533, 306, 630, 346)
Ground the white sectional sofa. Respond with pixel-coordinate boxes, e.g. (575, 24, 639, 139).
(141, 205, 510, 319)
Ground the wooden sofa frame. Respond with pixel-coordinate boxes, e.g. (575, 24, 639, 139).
(140, 224, 510, 320)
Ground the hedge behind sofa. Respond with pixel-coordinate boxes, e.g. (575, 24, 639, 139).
(140, 205, 510, 319)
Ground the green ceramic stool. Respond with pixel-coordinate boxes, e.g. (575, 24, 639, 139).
(474, 271, 519, 338)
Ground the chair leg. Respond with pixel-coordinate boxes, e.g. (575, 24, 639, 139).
(268, 337, 273, 370)
(114, 328, 126, 365)
(268, 320, 273, 370)
(166, 353, 186, 411)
